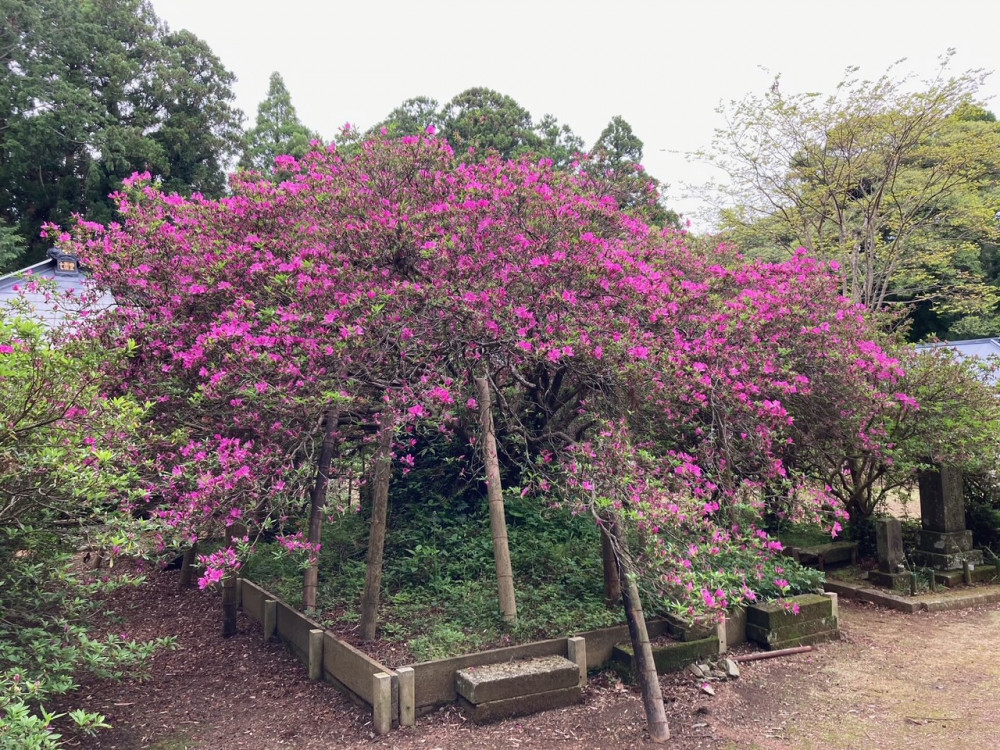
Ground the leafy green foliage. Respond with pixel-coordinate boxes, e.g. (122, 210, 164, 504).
(249, 490, 622, 661)
(0, 310, 167, 747)
(963, 472, 1000, 554)
(0, 0, 243, 268)
(701, 54, 1000, 324)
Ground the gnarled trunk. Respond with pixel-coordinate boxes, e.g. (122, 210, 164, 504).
(303, 406, 339, 611)
(359, 425, 392, 641)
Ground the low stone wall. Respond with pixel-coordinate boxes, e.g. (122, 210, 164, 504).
(746, 593, 839, 649)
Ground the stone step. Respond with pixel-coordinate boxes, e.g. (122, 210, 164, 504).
(754, 628, 839, 651)
(455, 655, 579, 705)
(934, 564, 999, 587)
(458, 685, 583, 723)
(787, 541, 858, 570)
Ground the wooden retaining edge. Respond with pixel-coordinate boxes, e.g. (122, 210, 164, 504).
(238, 579, 736, 728)
(239, 579, 398, 734)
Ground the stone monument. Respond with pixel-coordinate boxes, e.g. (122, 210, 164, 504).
(868, 517, 908, 588)
(910, 465, 983, 570)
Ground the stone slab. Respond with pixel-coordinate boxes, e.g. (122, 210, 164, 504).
(455, 656, 579, 705)
(867, 570, 913, 591)
(612, 634, 719, 676)
(910, 548, 983, 571)
(725, 607, 747, 649)
(752, 629, 840, 650)
(406, 637, 567, 711)
(458, 685, 582, 724)
(662, 612, 715, 641)
(746, 594, 832, 629)
(934, 564, 998, 587)
(876, 518, 904, 573)
(747, 616, 838, 648)
(825, 578, 1000, 613)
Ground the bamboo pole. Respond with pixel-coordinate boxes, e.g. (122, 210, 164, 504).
(613, 521, 669, 743)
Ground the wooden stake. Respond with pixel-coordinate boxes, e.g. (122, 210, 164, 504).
(614, 523, 669, 743)
(179, 543, 198, 588)
(475, 376, 517, 626)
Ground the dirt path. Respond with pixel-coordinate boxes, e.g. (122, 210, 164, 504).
(56, 569, 1000, 749)
(711, 602, 1000, 750)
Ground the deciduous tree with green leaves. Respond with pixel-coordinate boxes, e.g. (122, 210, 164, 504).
(700, 53, 1000, 320)
(0, 302, 169, 748)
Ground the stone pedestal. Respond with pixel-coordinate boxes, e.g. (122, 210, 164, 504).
(911, 466, 983, 571)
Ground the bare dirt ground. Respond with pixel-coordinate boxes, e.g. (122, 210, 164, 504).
(54, 567, 1000, 750)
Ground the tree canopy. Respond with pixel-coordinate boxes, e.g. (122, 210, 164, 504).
(0, 0, 243, 270)
(239, 72, 319, 174)
(699, 54, 1000, 334)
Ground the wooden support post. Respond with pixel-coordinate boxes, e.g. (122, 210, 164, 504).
(475, 376, 517, 626)
(567, 636, 587, 687)
(308, 629, 323, 681)
(372, 671, 392, 736)
(235, 577, 243, 610)
(263, 599, 276, 642)
(823, 592, 839, 627)
(716, 617, 728, 654)
(396, 666, 415, 727)
(910, 571, 918, 596)
(963, 559, 972, 585)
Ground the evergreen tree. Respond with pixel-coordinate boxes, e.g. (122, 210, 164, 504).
(239, 72, 319, 174)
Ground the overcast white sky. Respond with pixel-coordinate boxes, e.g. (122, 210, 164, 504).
(150, 0, 1000, 226)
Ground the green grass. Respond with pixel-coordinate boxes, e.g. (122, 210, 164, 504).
(245, 493, 623, 661)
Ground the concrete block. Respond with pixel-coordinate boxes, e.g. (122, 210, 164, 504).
(725, 606, 747, 649)
(372, 672, 392, 736)
(612, 635, 719, 677)
(824, 592, 839, 626)
(746, 594, 831, 629)
(455, 656, 579, 704)
(747, 616, 839, 649)
(458, 685, 582, 723)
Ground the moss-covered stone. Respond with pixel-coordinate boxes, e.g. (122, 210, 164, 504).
(746, 594, 831, 629)
(662, 612, 715, 642)
(747, 615, 838, 648)
(611, 634, 719, 678)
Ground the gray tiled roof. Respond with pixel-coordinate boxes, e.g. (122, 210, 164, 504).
(916, 338, 1000, 383)
(0, 259, 111, 326)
